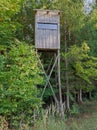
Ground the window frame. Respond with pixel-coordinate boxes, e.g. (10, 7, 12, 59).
(37, 22, 58, 30)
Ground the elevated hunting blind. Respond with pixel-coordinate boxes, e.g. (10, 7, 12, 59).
(35, 9, 60, 50)
(35, 9, 64, 117)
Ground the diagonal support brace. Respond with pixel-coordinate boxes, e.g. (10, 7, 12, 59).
(36, 51, 59, 107)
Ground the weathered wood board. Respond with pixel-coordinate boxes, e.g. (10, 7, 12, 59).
(35, 10, 60, 50)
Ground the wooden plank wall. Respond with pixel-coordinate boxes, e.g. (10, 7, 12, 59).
(35, 10, 60, 50)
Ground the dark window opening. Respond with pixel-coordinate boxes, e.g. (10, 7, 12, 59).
(37, 23, 58, 30)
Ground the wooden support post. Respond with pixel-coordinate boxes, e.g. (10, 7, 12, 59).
(58, 49, 64, 118)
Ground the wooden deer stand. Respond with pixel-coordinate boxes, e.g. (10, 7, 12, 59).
(35, 9, 64, 117)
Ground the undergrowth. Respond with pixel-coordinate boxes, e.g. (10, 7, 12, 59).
(1, 101, 97, 130)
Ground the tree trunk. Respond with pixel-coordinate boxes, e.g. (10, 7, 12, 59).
(65, 24, 70, 111)
(89, 91, 92, 100)
(65, 58, 70, 110)
(78, 89, 83, 104)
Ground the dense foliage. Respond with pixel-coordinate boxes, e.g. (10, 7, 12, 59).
(0, 0, 44, 127)
(0, 0, 97, 128)
(0, 41, 44, 126)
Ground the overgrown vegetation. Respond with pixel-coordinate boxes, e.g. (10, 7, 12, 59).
(26, 101, 97, 130)
(0, 41, 44, 128)
(1, 0, 97, 129)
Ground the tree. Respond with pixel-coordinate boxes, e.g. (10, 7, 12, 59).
(52, 0, 85, 110)
(63, 42, 97, 104)
(0, 0, 22, 47)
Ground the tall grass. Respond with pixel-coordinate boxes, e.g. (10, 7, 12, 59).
(35, 116, 67, 130)
(35, 113, 97, 130)
(1, 113, 97, 130)
(1, 101, 97, 130)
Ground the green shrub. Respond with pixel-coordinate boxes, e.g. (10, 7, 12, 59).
(0, 41, 44, 128)
(70, 103, 79, 115)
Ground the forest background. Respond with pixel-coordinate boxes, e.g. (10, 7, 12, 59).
(1, 0, 97, 129)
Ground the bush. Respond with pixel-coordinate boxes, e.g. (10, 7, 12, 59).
(0, 41, 44, 128)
